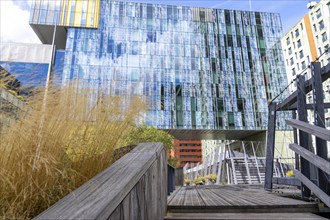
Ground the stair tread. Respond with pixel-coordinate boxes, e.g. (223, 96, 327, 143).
(164, 212, 326, 220)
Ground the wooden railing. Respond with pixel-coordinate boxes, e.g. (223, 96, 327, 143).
(168, 164, 175, 195)
(286, 120, 330, 208)
(265, 62, 330, 208)
(34, 142, 167, 220)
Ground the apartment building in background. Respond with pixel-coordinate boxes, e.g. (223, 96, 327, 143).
(281, 0, 330, 128)
(172, 140, 202, 167)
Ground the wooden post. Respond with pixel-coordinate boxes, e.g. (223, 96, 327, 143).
(297, 75, 311, 199)
(311, 62, 329, 195)
(264, 102, 276, 191)
(292, 111, 300, 170)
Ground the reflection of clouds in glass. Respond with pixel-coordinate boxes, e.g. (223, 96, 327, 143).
(61, 1, 288, 129)
(12, 0, 31, 11)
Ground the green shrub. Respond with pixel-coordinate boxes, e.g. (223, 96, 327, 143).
(122, 125, 174, 151)
(205, 174, 217, 183)
(7, 89, 17, 96)
(193, 176, 206, 185)
(17, 95, 24, 101)
(286, 170, 295, 177)
(168, 157, 179, 168)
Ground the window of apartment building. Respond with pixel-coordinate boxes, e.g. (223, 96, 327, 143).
(319, 47, 322, 54)
(322, 32, 328, 42)
(319, 20, 325, 30)
(326, 117, 330, 128)
(299, 50, 304, 59)
(286, 59, 289, 66)
(301, 61, 306, 69)
(297, 63, 300, 70)
(300, 23, 304, 30)
(291, 32, 294, 38)
(297, 39, 302, 48)
(293, 42, 296, 49)
(325, 44, 329, 53)
(307, 55, 310, 63)
(295, 29, 299, 37)
(292, 67, 296, 76)
(290, 57, 294, 65)
(286, 37, 290, 45)
(307, 94, 312, 103)
(313, 24, 317, 32)
(316, 9, 322, 19)
(288, 47, 292, 55)
(295, 52, 298, 59)
(311, 12, 314, 21)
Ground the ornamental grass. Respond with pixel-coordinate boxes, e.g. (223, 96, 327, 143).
(0, 83, 146, 219)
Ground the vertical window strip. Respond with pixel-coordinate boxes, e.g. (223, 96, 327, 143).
(61, 0, 68, 26)
(86, 0, 94, 27)
(94, 0, 100, 28)
(64, 0, 71, 26)
(81, 0, 88, 27)
(89, 0, 95, 27)
(29, 0, 36, 23)
(69, 0, 76, 26)
(74, 0, 83, 27)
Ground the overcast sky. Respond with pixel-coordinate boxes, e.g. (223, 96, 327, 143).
(0, 0, 314, 44)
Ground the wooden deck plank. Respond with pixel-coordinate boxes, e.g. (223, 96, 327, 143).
(183, 188, 204, 206)
(167, 187, 182, 204)
(230, 186, 296, 206)
(198, 187, 232, 206)
(208, 187, 256, 206)
(167, 185, 319, 213)
(168, 187, 187, 206)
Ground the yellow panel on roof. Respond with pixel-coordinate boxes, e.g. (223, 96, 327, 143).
(30, 0, 100, 28)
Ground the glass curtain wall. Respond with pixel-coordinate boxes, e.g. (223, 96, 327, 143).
(61, 1, 285, 130)
(29, 0, 100, 28)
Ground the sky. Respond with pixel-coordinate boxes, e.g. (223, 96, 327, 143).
(0, 0, 315, 44)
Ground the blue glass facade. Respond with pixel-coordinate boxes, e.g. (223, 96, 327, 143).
(0, 50, 65, 94)
(0, 62, 49, 87)
(59, 1, 286, 130)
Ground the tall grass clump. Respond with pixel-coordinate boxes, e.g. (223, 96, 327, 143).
(0, 83, 146, 219)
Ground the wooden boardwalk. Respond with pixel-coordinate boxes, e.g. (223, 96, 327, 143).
(166, 185, 326, 219)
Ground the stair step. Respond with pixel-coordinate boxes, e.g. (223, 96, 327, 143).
(164, 212, 326, 220)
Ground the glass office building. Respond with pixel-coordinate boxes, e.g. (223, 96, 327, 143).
(29, 0, 287, 131)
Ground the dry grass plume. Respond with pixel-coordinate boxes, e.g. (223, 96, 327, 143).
(0, 83, 146, 219)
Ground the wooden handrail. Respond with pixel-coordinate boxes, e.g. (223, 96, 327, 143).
(34, 142, 167, 220)
(289, 143, 330, 175)
(294, 170, 330, 208)
(286, 119, 330, 141)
